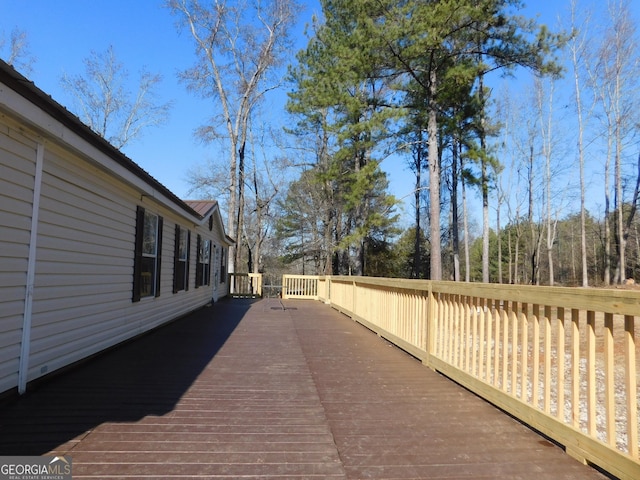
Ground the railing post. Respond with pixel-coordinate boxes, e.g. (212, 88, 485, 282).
(324, 275, 332, 304)
(424, 281, 435, 369)
(352, 278, 356, 315)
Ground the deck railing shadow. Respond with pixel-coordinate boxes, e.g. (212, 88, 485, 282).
(0, 299, 255, 455)
(282, 274, 640, 480)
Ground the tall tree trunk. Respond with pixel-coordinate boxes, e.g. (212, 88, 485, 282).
(514, 221, 522, 284)
(479, 73, 490, 283)
(234, 141, 246, 273)
(428, 70, 442, 280)
(413, 134, 423, 279)
(352, 152, 365, 276)
(452, 137, 460, 281)
(615, 117, 625, 283)
(541, 78, 556, 286)
(461, 154, 471, 282)
(570, 1, 590, 287)
(604, 134, 612, 285)
(227, 150, 238, 277)
(528, 145, 536, 284)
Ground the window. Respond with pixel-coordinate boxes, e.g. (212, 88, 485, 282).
(133, 206, 163, 301)
(173, 225, 190, 293)
(196, 235, 211, 287)
(213, 244, 220, 286)
(220, 247, 226, 283)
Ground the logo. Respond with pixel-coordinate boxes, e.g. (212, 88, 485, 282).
(0, 456, 72, 480)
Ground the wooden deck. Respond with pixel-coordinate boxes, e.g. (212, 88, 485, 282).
(0, 298, 609, 479)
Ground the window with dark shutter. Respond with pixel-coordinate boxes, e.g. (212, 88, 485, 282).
(204, 239, 211, 286)
(133, 206, 163, 301)
(195, 235, 202, 287)
(196, 235, 212, 287)
(173, 225, 190, 293)
(220, 247, 226, 283)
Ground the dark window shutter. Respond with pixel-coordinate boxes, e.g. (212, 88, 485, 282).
(173, 224, 180, 294)
(185, 230, 191, 291)
(155, 216, 163, 297)
(220, 247, 226, 283)
(206, 241, 212, 286)
(132, 206, 145, 302)
(196, 234, 202, 288)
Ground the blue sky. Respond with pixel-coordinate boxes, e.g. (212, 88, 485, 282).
(1, 0, 322, 199)
(2, 1, 635, 228)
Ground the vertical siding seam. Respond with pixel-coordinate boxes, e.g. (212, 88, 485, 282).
(18, 142, 44, 395)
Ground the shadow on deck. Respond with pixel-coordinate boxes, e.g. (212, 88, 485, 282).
(0, 298, 609, 479)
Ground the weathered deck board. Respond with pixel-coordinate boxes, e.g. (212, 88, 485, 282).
(0, 298, 608, 479)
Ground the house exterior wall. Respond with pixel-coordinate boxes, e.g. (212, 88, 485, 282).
(0, 118, 38, 394)
(0, 69, 232, 397)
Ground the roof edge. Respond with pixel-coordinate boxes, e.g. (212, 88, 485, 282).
(0, 59, 204, 221)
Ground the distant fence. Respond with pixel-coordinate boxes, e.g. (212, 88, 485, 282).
(228, 273, 262, 298)
(282, 275, 640, 480)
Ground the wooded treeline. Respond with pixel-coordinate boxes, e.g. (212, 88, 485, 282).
(172, 0, 640, 287)
(266, 0, 640, 287)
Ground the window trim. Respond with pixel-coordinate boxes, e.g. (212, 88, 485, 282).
(133, 206, 163, 302)
(173, 225, 190, 293)
(196, 235, 212, 288)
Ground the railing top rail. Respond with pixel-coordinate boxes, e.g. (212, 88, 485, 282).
(325, 276, 640, 317)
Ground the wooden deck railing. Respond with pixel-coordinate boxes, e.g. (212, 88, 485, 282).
(283, 275, 640, 480)
(282, 274, 320, 299)
(228, 273, 262, 298)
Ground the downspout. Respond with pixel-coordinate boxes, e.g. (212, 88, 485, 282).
(18, 142, 44, 395)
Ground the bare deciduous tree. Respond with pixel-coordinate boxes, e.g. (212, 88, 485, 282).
(0, 28, 35, 75)
(587, 0, 640, 284)
(60, 46, 171, 150)
(568, 0, 592, 287)
(167, 0, 298, 275)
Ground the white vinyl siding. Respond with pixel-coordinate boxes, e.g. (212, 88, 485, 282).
(22, 147, 222, 386)
(0, 124, 37, 394)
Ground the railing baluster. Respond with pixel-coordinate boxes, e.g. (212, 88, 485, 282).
(521, 303, 529, 402)
(487, 300, 500, 386)
(502, 303, 509, 392)
(464, 296, 471, 373)
(450, 294, 456, 364)
(458, 295, 466, 369)
(472, 297, 479, 377)
(571, 308, 581, 429)
(532, 304, 540, 409)
(489, 298, 496, 386)
(604, 312, 615, 447)
(544, 305, 552, 414)
(511, 302, 519, 397)
(479, 298, 486, 381)
(557, 307, 565, 423)
(587, 310, 597, 437)
(440, 294, 447, 360)
(453, 295, 459, 368)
